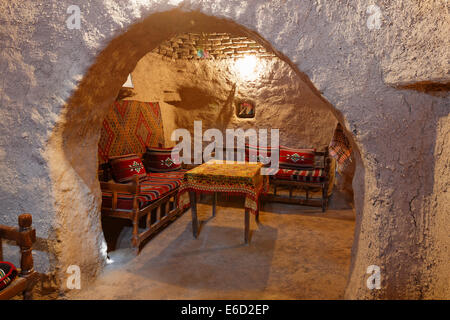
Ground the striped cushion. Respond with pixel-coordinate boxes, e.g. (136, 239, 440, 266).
(109, 154, 147, 183)
(102, 170, 187, 210)
(273, 168, 326, 183)
(279, 147, 315, 169)
(0, 261, 17, 291)
(144, 147, 182, 172)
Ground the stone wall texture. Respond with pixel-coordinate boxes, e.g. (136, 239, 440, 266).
(127, 52, 337, 151)
(0, 1, 448, 299)
(153, 32, 276, 60)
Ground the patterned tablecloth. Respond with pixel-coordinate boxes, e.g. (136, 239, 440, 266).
(178, 160, 269, 214)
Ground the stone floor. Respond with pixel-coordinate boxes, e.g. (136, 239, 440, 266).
(68, 193, 355, 300)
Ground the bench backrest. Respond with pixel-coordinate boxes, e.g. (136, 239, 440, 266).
(0, 214, 36, 275)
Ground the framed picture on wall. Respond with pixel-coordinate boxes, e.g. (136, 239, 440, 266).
(237, 100, 255, 118)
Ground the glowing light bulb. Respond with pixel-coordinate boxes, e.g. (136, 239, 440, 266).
(168, 0, 183, 5)
(233, 55, 260, 81)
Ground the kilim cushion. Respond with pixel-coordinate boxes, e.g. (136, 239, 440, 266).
(0, 261, 18, 291)
(98, 100, 165, 165)
(109, 154, 147, 183)
(102, 170, 187, 210)
(279, 146, 315, 169)
(144, 147, 182, 172)
(245, 144, 277, 166)
(273, 168, 326, 183)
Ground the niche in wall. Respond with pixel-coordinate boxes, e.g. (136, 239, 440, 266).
(236, 100, 255, 118)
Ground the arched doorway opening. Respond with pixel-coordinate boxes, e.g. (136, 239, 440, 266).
(48, 9, 363, 299)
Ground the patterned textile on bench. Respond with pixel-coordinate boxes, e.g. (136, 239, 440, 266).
(271, 168, 326, 183)
(102, 170, 187, 210)
(98, 100, 165, 165)
(329, 123, 352, 172)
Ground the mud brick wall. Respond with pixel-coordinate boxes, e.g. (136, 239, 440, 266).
(153, 33, 276, 59)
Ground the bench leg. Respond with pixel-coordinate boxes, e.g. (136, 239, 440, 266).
(23, 288, 33, 300)
(322, 184, 327, 212)
(245, 209, 250, 244)
(189, 191, 199, 238)
(132, 211, 139, 249)
(255, 197, 260, 224)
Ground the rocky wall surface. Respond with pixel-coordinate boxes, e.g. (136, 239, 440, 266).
(127, 53, 337, 151)
(0, 1, 448, 298)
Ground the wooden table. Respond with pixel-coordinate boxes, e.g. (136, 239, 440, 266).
(180, 160, 267, 244)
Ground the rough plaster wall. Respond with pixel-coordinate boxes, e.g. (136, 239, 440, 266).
(0, 2, 59, 275)
(426, 115, 450, 299)
(128, 53, 337, 150)
(0, 1, 448, 299)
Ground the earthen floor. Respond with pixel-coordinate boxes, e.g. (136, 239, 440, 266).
(68, 194, 355, 300)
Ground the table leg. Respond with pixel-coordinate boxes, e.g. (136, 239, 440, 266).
(212, 192, 217, 217)
(245, 208, 250, 244)
(189, 191, 199, 238)
(256, 198, 260, 223)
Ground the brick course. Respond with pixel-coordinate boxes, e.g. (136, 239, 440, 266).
(152, 33, 276, 60)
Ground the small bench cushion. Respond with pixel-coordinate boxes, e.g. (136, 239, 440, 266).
(0, 261, 17, 291)
(245, 145, 316, 169)
(279, 147, 315, 169)
(272, 168, 326, 183)
(109, 154, 147, 183)
(245, 144, 277, 166)
(144, 147, 182, 172)
(102, 170, 187, 210)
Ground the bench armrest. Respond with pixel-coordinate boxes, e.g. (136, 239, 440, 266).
(0, 214, 36, 276)
(100, 176, 140, 211)
(100, 176, 140, 194)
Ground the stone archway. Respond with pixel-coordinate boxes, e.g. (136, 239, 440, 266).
(1, 1, 447, 299)
(48, 9, 363, 296)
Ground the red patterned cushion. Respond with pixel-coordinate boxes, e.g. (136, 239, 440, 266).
(109, 154, 147, 183)
(144, 147, 182, 172)
(0, 261, 18, 291)
(102, 170, 187, 210)
(245, 144, 277, 165)
(274, 168, 326, 183)
(279, 147, 315, 169)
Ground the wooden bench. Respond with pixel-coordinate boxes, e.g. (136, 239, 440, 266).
(264, 148, 331, 212)
(0, 214, 38, 300)
(100, 166, 185, 253)
(209, 146, 332, 212)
